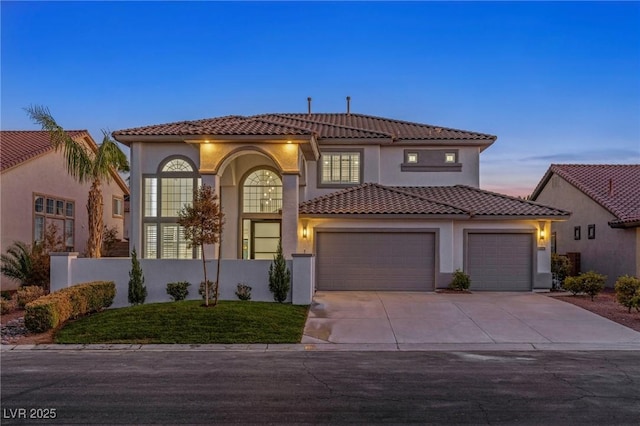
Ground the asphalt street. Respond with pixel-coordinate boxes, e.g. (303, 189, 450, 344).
(1, 350, 639, 424)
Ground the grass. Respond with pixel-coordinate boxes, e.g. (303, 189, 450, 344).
(54, 300, 309, 344)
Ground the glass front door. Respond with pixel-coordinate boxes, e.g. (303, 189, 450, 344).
(242, 219, 281, 259)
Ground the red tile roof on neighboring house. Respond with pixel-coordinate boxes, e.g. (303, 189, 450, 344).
(300, 183, 569, 218)
(0, 130, 89, 171)
(113, 113, 496, 145)
(531, 164, 640, 228)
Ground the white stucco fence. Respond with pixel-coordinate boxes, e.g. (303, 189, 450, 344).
(50, 253, 314, 308)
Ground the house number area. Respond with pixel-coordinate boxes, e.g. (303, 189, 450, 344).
(2, 408, 57, 420)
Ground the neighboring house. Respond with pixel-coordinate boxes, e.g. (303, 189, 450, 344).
(0, 130, 129, 290)
(531, 164, 640, 286)
(113, 111, 569, 292)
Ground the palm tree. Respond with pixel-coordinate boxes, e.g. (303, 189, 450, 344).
(26, 105, 129, 257)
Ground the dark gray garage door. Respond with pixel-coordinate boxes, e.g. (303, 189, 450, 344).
(467, 233, 533, 291)
(316, 231, 435, 291)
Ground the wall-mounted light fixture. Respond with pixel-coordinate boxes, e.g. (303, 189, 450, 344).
(302, 222, 308, 239)
(538, 221, 546, 241)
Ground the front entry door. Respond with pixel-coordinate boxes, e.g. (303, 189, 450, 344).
(243, 220, 281, 259)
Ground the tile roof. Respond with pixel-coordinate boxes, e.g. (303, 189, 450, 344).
(0, 130, 89, 171)
(113, 113, 496, 145)
(300, 183, 570, 218)
(531, 164, 640, 227)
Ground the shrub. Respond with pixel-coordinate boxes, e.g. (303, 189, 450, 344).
(551, 253, 572, 290)
(268, 240, 291, 303)
(128, 248, 147, 305)
(615, 275, 640, 313)
(166, 281, 191, 301)
(1, 296, 17, 315)
(101, 225, 120, 256)
(448, 269, 471, 291)
(24, 281, 115, 333)
(235, 283, 252, 301)
(562, 271, 607, 300)
(1, 290, 13, 300)
(198, 280, 216, 302)
(17, 285, 46, 309)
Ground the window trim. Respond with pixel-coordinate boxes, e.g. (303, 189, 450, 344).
(142, 155, 201, 259)
(112, 196, 124, 218)
(33, 192, 75, 251)
(587, 224, 595, 240)
(574, 226, 581, 240)
(317, 148, 364, 188)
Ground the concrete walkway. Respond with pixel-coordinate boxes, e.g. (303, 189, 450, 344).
(301, 291, 640, 350)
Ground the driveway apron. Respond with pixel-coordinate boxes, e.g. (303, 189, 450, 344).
(302, 292, 640, 346)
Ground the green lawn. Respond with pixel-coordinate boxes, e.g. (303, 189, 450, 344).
(54, 300, 309, 344)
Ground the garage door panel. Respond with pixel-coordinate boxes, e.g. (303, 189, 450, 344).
(467, 233, 532, 291)
(316, 232, 435, 291)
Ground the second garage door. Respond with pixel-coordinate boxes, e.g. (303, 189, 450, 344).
(466, 233, 533, 291)
(316, 231, 435, 291)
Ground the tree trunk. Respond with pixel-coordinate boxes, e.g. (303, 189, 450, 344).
(202, 243, 208, 307)
(86, 180, 103, 258)
(214, 234, 222, 307)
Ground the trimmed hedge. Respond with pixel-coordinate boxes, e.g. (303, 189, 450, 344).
(24, 281, 116, 333)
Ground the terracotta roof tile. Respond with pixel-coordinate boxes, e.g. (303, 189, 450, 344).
(0, 130, 89, 171)
(300, 183, 569, 217)
(113, 113, 496, 145)
(532, 164, 640, 226)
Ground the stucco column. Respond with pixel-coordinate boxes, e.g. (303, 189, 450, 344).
(201, 173, 220, 260)
(129, 142, 143, 255)
(281, 173, 299, 258)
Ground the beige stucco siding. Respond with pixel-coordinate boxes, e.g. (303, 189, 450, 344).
(534, 174, 638, 286)
(1, 150, 126, 290)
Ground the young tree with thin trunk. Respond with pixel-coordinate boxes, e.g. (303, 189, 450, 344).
(25, 105, 129, 258)
(178, 184, 224, 307)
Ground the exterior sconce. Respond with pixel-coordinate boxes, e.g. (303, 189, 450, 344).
(538, 221, 546, 241)
(302, 223, 308, 239)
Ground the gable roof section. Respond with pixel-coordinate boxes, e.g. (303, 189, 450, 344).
(300, 183, 569, 218)
(531, 164, 640, 227)
(1, 130, 88, 171)
(0, 130, 129, 195)
(113, 113, 496, 147)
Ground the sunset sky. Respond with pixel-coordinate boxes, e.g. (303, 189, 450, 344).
(2, 1, 638, 196)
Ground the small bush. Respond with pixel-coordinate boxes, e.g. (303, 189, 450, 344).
(1, 296, 17, 315)
(235, 283, 252, 301)
(615, 275, 640, 313)
(167, 281, 191, 301)
(199, 280, 217, 301)
(551, 253, 572, 290)
(448, 269, 471, 291)
(17, 285, 46, 309)
(1, 290, 13, 300)
(562, 271, 607, 300)
(24, 281, 115, 333)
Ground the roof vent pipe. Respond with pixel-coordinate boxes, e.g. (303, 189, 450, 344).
(346, 96, 351, 115)
(307, 97, 312, 115)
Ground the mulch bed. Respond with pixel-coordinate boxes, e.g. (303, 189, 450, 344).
(551, 289, 640, 332)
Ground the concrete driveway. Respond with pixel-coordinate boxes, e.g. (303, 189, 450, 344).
(302, 292, 640, 350)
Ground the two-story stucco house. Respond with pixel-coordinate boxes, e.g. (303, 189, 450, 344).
(531, 164, 640, 287)
(0, 130, 129, 290)
(113, 110, 569, 293)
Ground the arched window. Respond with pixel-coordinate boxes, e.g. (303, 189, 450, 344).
(143, 156, 201, 259)
(243, 169, 283, 213)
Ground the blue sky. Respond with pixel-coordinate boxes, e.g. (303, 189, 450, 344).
(2, 1, 639, 196)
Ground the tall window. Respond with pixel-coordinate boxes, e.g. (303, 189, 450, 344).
(320, 151, 361, 185)
(143, 157, 201, 259)
(34, 194, 74, 251)
(243, 169, 283, 213)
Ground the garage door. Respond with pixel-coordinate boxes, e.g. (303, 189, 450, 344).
(467, 233, 533, 291)
(316, 231, 435, 291)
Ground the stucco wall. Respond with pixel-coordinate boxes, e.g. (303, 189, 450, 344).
(1, 150, 126, 290)
(50, 255, 305, 307)
(534, 174, 638, 286)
